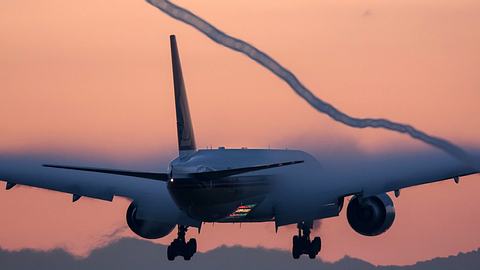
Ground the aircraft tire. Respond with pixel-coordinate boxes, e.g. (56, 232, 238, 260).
(188, 238, 197, 254)
(292, 236, 301, 259)
(183, 239, 197, 260)
(167, 244, 176, 261)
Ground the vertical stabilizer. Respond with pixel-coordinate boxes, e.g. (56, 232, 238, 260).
(170, 35, 196, 153)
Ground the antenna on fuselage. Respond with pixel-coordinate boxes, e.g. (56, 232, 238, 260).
(170, 35, 197, 155)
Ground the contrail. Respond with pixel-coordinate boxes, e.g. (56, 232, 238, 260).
(146, 0, 477, 168)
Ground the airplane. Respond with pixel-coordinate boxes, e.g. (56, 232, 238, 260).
(1, 35, 479, 261)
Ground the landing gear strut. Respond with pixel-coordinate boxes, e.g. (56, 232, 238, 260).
(292, 221, 321, 259)
(167, 225, 197, 261)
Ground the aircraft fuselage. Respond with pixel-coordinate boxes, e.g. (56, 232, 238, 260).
(167, 148, 315, 222)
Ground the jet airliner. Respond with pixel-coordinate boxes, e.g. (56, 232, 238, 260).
(1, 35, 478, 260)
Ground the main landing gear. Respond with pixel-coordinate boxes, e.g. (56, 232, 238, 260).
(292, 221, 321, 259)
(167, 225, 197, 261)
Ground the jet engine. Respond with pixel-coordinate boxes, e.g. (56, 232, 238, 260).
(346, 193, 395, 236)
(126, 202, 175, 239)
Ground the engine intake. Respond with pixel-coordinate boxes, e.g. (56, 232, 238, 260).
(126, 202, 175, 239)
(346, 193, 395, 236)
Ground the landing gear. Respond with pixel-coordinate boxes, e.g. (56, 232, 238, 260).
(292, 221, 321, 259)
(167, 225, 197, 261)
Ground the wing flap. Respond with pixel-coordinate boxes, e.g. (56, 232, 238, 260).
(1, 176, 115, 202)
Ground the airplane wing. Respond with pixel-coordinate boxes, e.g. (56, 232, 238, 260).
(315, 149, 480, 200)
(0, 156, 168, 202)
(0, 155, 199, 226)
(378, 166, 479, 197)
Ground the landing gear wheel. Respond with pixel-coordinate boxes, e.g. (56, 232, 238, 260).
(308, 237, 321, 259)
(292, 236, 301, 259)
(167, 225, 198, 261)
(184, 239, 197, 260)
(167, 244, 176, 261)
(291, 221, 322, 259)
(188, 239, 197, 254)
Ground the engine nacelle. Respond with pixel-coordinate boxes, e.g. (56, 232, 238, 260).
(346, 193, 395, 236)
(126, 202, 175, 239)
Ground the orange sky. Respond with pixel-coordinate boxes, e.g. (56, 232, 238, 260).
(0, 0, 479, 266)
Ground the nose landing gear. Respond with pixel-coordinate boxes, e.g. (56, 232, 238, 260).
(292, 221, 321, 259)
(167, 225, 197, 261)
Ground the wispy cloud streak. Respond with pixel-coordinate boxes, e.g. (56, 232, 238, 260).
(146, 0, 477, 168)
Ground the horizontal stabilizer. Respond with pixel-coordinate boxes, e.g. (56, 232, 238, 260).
(190, 160, 304, 180)
(44, 160, 303, 182)
(43, 165, 170, 182)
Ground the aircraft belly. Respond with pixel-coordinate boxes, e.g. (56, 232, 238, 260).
(168, 176, 272, 222)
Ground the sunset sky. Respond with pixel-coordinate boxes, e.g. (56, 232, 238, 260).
(1, 0, 479, 266)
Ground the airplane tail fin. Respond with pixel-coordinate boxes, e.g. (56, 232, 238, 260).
(170, 35, 196, 153)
